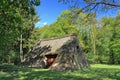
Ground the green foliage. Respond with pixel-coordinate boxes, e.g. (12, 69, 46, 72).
(98, 15, 120, 64)
(0, 0, 40, 64)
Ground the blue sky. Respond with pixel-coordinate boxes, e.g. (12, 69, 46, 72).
(35, 0, 86, 27)
(35, 0, 118, 27)
(35, 0, 68, 27)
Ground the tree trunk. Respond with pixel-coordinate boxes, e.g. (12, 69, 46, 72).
(8, 55, 10, 64)
(20, 34, 23, 62)
(90, 25, 98, 63)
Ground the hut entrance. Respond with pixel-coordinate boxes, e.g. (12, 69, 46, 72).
(45, 54, 57, 68)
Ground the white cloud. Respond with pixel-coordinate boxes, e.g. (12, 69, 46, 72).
(43, 22, 48, 25)
(35, 21, 48, 27)
(35, 21, 42, 27)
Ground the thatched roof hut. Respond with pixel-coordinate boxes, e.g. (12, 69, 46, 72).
(23, 34, 90, 71)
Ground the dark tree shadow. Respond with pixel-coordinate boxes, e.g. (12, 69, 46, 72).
(0, 64, 120, 80)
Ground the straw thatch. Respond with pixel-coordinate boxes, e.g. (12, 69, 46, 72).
(23, 34, 90, 71)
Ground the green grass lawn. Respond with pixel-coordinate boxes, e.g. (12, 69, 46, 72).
(0, 64, 120, 80)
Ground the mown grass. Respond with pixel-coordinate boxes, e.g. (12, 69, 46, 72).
(0, 64, 120, 80)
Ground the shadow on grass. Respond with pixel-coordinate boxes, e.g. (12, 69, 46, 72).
(22, 70, 91, 80)
(0, 64, 120, 80)
(15, 68, 120, 80)
(0, 64, 88, 80)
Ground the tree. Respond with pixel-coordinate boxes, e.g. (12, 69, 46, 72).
(0, 0, 40, 64)
(97, 12, 120, 64)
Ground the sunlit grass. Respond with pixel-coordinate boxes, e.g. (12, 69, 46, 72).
(0, 64, 120, 80)
(91, 64, 120, 69)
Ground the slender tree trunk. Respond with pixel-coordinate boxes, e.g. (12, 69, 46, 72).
(90, 25, 98, 63)
(20, 34, 23, 62)
(8, 55, 10, 64)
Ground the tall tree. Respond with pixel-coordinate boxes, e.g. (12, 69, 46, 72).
(0, 0, 40, 63)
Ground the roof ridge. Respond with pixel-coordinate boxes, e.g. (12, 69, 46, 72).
(40, 33, 77, 41)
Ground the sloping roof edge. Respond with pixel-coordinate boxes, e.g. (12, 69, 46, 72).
(40, 33, 77, 42)
(33, 33, 78, 52)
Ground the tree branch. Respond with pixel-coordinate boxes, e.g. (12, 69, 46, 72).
(89, 1, 120, 7)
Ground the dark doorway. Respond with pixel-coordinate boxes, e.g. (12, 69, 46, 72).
(45, 54, 57, 68)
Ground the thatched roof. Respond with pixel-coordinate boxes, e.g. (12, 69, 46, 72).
(24, 33, 90, 70)
(33, 34, 77, 56)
